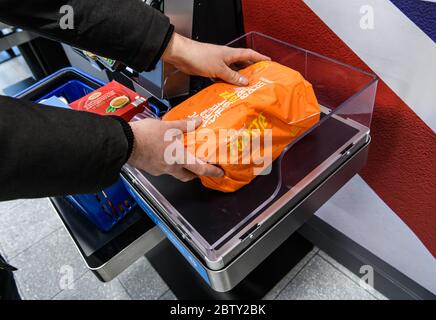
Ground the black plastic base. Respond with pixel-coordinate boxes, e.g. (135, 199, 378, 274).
(146, 232, 313, 300)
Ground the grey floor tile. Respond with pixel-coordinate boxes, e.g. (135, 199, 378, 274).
(0, 199, 24, 213)
(159, 290, 177, 300)
(276, 255, 377, 300)
(263, 247, 319, 300)
(0, 198, 62, 259)
(53, 272, 131, 300)
(11, 228, 88, 300)
(318, 251, 388, 300)
(0, 56, 32, 91)
(118, 257, 169, 300)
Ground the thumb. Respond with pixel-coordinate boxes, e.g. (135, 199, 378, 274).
(165, 117, 202, 133)
(220, 65, 249, 86)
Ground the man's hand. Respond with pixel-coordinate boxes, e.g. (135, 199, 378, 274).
(162, 33, 270, 86)
(128, 117, 223, 182)
(128, 34, 268, 182)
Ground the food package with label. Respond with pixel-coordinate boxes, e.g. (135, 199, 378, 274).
(163, 61, 321, 192)
(69, 81, 147, 121)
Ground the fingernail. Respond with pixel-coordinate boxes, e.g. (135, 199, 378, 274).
(239, 76, 249, 86)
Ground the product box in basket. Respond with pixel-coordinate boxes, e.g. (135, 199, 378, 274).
(69, 81, 147, 121)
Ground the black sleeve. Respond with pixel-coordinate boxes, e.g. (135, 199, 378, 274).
(0, 0, 175, 200)
(0, 0, 174, 71)
(0, 96, 130, 201)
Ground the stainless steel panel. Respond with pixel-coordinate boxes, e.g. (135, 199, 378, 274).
(49, 198, 166, 282)
(205, 137, 371, 291)
(165, 0, 194, 38)
(123, 115, 370, 271)
(88, 226, 166, 282)
(161, 0, 194, 98)
(124, 136, 370, 291)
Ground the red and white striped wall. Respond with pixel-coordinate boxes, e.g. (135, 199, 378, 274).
(242, 0, 435, 293)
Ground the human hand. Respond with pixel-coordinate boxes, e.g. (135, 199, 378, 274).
(128, 117, 223, 182)
(162, 33, 270, 86)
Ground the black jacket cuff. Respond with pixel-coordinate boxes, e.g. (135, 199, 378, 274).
(130, 10, 175, 72)
(109, 116, 134, 164)
(145, 24, 175, 72)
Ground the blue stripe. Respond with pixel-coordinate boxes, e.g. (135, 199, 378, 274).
(390, 0, 436, 42)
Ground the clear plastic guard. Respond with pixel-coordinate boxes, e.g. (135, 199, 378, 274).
(126, 32, 378, 266)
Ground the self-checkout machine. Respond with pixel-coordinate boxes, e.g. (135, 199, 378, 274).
(52, 1, 378, 299)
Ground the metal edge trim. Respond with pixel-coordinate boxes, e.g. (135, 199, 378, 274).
(49, 199, 165, 282)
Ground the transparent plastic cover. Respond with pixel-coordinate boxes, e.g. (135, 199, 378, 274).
(125, 32, 378, 265)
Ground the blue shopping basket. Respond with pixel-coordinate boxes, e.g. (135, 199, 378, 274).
(15, 67, 139, 232)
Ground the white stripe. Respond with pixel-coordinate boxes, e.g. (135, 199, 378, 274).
(316, 175, 436, 294)
(304, 0, 436, 132)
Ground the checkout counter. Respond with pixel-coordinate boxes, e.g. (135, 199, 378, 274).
(18, 1, 379, 299)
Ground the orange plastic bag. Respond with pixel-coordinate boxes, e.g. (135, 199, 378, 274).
(163, 61, 320, 192)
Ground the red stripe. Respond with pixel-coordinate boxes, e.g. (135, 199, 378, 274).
(242, 0, 436, 256)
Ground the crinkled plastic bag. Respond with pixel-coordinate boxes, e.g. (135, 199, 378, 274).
(163, 61, 320, 192)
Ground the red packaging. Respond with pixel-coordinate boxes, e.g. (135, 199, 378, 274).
(69, 81, 147, 121)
